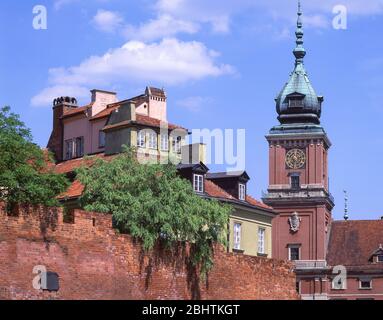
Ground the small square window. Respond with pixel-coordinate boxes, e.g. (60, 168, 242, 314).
(359, 280, 372, 290)
(377, 255, 383, 262)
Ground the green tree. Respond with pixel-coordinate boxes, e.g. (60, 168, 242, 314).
(0, 106, 69, 209)
(76, 148, 232, 274)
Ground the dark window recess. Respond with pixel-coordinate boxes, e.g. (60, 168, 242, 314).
(378, 255, 383, 262)
(290, 247, 300, 261)
(296, 281, 300, 294)
(291, 175, 300, 189)
(63, 208, 75, 224)
(360, 280, 372, 289)
(41, 272, 60, 292)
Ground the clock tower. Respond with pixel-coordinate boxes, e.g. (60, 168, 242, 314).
(263, 1, 334, 263)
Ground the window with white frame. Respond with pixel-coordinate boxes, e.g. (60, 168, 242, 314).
(233, 223, 242, 250)
(239, 183, 246, 201)
(193, 174, 204, 193)
(258, 228, 265, 254)
(148, 132, 158, 149)
(172, 136, 182, 154)
(160, 134, 169, 151)
(137, 130, 146, 148)
(359, 279, 372, 290)
(378, 255, 383, 262)
(288, 244, 300, 261)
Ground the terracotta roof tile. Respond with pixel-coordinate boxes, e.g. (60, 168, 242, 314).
(246, 195, 273, 210)
(54, 153, 110, 174)
(58, 179, 84, 200)
(327, 220, 383, 267)
(62, 105, 91, 119)
(204, 180, 236, 200)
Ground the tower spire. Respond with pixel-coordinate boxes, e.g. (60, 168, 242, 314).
(294, 0, 306, 65)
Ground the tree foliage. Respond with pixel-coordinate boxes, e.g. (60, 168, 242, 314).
(76, 148, 232, 274)
(0, 106, 69, 208)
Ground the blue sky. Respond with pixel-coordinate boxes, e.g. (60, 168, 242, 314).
(1, 0, 383, 220)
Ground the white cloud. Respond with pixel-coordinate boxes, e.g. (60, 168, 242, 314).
(31, 39, 234, 107)
(31, 85, 89, 107)
(177, 96, 212, 112)
(123, 14, 199, 41)
(155, 0, 383, 32)
(92, 9, 124, 33)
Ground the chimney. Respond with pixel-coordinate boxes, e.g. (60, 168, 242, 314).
(90, 89, 118, 117)
(47, 97, 78, 162)
(181, 143, 207, 165)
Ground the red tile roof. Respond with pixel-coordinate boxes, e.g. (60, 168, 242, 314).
(90, 105, 119, 121)
(103, 114, 187, 131)
(54, 153, 110, 174)
(204, 180, 273, 212)
(205, 180, 236, 200)
(59, 179, 84, 200)
(62, 105, 91, 119)
(246, 195, 273, 210)
(327, 220, 383, 267)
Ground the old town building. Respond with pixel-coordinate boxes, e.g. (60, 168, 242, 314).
(263, 1, 383, 300)
(48, 87, 276, 259)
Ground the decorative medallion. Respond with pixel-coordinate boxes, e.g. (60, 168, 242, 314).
(288, 212, 301, 233)
(285, 149, 306, 169)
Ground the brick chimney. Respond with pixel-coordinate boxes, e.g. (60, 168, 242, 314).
(47, 97, 78, 162)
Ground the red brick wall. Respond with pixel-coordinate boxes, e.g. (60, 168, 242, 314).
(0, 203, 298, 300)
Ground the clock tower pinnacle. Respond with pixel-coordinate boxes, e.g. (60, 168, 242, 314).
(263, 1, 334, 263)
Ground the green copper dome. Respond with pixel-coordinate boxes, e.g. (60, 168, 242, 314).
(276, 1, 323, 125)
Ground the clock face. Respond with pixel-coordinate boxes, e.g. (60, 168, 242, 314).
(285, 149, 306, 169)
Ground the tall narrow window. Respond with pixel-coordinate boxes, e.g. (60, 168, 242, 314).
(291, 175, 300, 190)
(64, 139, 73, 160)
(75, 137, 84, 158)
(99, 131, 106, 148)
(148, 132, 158, 149)
(239, 183, 246, 201)
(160, 134, 169, 151)
(137, 131, 146, 148)
(172, 136, 182, 154)
(258, 228, 265, 254)
(193, 174, 204, 193)
(288, 245, 300, 261)
(233, 223, 242, 250)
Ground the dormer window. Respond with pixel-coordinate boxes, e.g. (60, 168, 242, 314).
(239, 183, 246, 201)
(378, 255, 383, 262)
(287, 93, 305, 109)
(193, 174, 204, 193)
